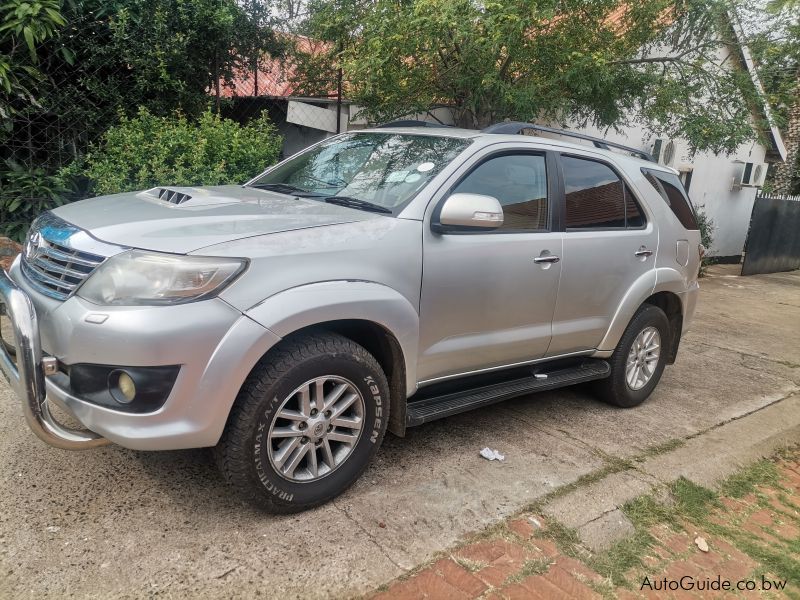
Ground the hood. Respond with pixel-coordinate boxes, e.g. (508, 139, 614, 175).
(51, 185, 379, 254)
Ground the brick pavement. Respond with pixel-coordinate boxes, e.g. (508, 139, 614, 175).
(370, 454, 800, 599)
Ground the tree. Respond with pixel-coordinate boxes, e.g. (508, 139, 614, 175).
(297, 0, 763, 154)
(752, 0, 800, 194)
(0, 0, 70, 240)
(0, 0, 67, 124)
(1, 0, 285, 240)
(3, 0, 284, 171)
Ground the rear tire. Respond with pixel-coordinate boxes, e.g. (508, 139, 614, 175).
(594, 304, 670, 408)
(214, 332, 390, 513)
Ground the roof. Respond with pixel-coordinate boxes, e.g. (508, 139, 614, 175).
(218, 35, 334, 99)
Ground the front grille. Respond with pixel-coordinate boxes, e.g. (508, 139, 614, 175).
(21, 217, 107, 301)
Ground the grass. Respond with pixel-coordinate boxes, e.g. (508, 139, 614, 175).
(452, 556, 486, 573)
(634, 438, 685, 462)
(671, 477, 719, 521)
(580, 467, 790, 590)
(587, 530, 655, 589)
(376, 445, 800, 599)
(527, 459, 632, 510)
(537, 519, 583, 558)
(503, 558, 552, 584)
(718, 459, 782, 498)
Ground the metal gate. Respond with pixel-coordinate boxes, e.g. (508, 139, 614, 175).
(741, 195, 800, 276)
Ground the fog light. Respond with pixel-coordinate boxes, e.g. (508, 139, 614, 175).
(109, 370, 136, 404)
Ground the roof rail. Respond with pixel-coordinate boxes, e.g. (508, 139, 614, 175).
(482, 121, 653, 162)
(376, 120, 453, 129)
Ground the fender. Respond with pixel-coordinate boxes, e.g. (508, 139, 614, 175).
(653, 266, 695, 308)
(653, 266, 700, 336)
(245, 280, 420, 392)
(597, 266, 693, 354)
(596, 269, 657, 353)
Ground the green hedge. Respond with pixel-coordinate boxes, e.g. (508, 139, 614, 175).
(0, 109, 283, 241)
(83, 108, 283, 195)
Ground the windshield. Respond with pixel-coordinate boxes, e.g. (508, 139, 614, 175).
(248, 132, 472, 213)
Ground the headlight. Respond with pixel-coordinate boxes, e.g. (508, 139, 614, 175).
(77, 250, 247, 306)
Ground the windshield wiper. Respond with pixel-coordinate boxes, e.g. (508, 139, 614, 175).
(323, 196, 393, 214)
(249, 182, 320, 197)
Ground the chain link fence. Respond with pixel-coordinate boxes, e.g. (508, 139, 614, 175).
(0, 2, 360, 240)
(2, 21, 349, 174)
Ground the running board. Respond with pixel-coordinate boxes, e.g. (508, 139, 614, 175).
(406, 359, 610, 427)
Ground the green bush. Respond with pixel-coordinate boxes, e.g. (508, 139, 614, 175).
(83, 108, 283, 195)
(0, 162, 70, 241)
(695, 205, 715, 277)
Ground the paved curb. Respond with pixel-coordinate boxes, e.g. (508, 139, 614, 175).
(541, 392, 800, 550)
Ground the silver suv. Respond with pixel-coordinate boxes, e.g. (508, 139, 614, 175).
(0, 122, 701, 512)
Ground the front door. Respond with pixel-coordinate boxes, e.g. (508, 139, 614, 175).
(547, 153, 658, 355)
(417, 150, 563, 383)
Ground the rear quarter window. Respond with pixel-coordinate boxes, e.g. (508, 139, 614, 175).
(641, 168, 698, 230)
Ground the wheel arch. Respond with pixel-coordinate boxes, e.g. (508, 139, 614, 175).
(597, 268, 686, 364)
(641, 290, 683, 364)
(279, 319, 409, 436)
(244, 281, 419, 436)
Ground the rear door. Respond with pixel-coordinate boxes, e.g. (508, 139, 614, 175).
(547, 153, 657, 356)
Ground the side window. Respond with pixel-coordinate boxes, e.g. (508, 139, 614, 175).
(625, 184, 646, 228)
(452, 153, 548, 231)
(642, 169, 698, 230)
(563, 156, 645, 229)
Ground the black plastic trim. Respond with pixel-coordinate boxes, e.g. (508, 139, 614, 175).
(66, 363, 181, 414)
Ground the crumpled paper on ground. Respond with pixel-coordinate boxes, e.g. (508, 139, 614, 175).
(480, 447, 505, 461)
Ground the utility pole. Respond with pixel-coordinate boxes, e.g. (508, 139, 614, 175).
(253, 0, 259, 97)
(336, 40, 343, 133)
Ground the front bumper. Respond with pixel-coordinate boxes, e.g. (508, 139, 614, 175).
(0, 267, 109, 449)
(1, 258, 282, 450)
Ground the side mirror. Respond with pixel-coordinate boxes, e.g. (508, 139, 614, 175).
(436, 193, 504, 231)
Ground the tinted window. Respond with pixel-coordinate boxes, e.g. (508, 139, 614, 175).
(642, 169, 698, 229)
(625, 184, 646, 228)
(563, 157, 626, 229)
(453, 154, 548, 231)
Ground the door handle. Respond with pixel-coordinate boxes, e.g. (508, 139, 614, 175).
(634, 247, 653, 258)
(533, 255, 561, 264)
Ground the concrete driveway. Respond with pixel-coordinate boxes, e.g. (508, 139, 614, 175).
(1, 267, 799, 599)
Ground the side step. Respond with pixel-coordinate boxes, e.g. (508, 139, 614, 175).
(406, 359, 610, 427)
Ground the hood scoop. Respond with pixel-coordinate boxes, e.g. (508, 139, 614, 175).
(156, 187, 193, 205)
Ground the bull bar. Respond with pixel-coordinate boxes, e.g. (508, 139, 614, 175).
(0, 268, 109, 450)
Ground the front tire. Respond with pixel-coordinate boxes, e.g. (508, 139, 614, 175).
(214, 332, 390, 513)
(594, 304, 670, 408)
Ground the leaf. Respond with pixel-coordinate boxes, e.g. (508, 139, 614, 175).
(44, 7, 66, 26)
(60, 46, 75, 65)
(23, 26, 37, 62)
